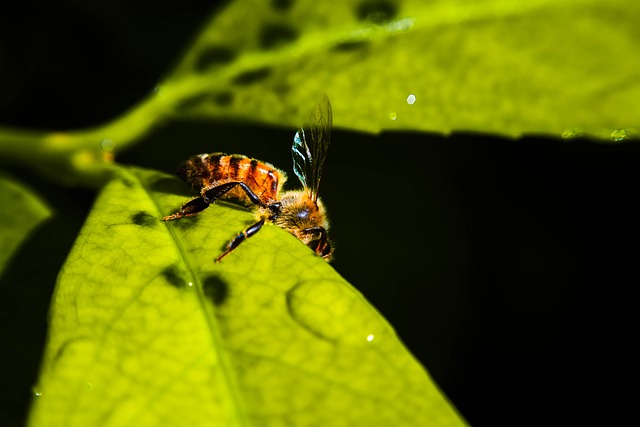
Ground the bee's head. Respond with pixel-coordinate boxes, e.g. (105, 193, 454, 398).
(277, 191, 328, 230)
(270, 191, 332, 261)
(274, 191, 329, 237)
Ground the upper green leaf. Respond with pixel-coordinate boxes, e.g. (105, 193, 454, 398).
(28, 166, 466, 427)
(1, 0, 637, 187)
(163, 0, 640, 139)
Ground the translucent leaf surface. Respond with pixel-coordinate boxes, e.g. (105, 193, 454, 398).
(28, 167, 466, 427)
(1, 0, 637, 188)
(163, 0, 640, 139)
(0, 174, 52, 273)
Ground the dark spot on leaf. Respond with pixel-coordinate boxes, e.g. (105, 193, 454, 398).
(195, 46, 236, 72)
(172, 216, 200, 230)
(271, 0, 294, 12)
(260, 23, 298, 50)
(274, 82, 291, 97)
(356, 0, 397, 24)
(233, 67, 272, 85)
(162, 265, 187, 288)
(176, 93, 210, 113)
(203, 275, 229, 306)
(332, 40, 371, 52)
(212, 91, 233, 106)
(131, 211, 156, 227)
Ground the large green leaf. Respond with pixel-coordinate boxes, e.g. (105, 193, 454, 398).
(0, 174, 52, 274)
(165, 0, 640, 138)
(1, 0, 637, 188)
(28, 166, 465, 427)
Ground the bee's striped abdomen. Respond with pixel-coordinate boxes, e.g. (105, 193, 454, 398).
(178, 152, 285, 205)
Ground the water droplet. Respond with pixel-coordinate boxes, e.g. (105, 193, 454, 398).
(561, 128, 583, 140)
(389, 112, 397, 121)
(187, 282, 194, 287)
(611, 129, 627, 142)
(385, 17, 415, 33)
(406, 94, 416, 105)
(100, 139, 115, 151)
(366, 334, 375, 342)
(32, 385, 43, 397)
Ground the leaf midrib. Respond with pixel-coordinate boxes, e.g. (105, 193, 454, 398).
(128, 166, 251, 427)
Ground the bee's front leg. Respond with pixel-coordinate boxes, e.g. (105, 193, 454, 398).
(301, 226, 332, 259)
(216, 217, 266, 262)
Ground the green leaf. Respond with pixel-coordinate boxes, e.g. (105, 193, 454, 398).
(0, 127, 118, 187)
(28, 166, 466, 427)
(0, 174, 52, 274)
(163, 0, 640, 139)
(1, 1, 637, 187)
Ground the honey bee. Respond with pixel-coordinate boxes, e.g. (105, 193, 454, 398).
(163, 94, 333, 262)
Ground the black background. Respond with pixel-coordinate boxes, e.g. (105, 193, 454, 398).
(1, 1, 637, 426)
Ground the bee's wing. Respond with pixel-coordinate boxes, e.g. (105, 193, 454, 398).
(291, 94, 332, 202)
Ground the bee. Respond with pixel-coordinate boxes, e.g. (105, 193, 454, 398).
(163, 94, 333, 262)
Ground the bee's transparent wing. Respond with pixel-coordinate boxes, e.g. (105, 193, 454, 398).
(291, 94, 332, 202)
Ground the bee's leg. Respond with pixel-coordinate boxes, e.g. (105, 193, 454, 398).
(162, 197, 209, 221)
(301, 226, 332, 258)
(316, 239, 332, 259)
(202, 182, 242, 203)
(216, 218, 266, 262)
(163, 182, 244, 222)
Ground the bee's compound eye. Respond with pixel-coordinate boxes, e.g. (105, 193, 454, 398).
(297, 209, 309, 219)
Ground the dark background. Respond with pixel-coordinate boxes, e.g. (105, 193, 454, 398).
(1, 1, 637, 426)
